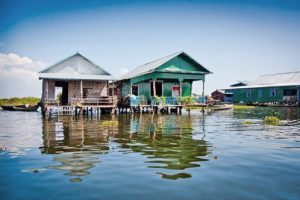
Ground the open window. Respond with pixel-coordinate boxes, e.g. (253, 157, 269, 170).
(131, 85, 139, 96)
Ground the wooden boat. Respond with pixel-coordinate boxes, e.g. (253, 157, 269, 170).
(211, 104, 233, 111)
(1, 104, 40, 112)
(1, 105, 26, 111)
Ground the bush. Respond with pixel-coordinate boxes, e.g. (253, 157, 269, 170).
(264, 116, 280, 126)
(100, 120, 118, 127)
(233, 105, 256, 110)
(154, 96, 166, 105)
(179, 96, 194, 105)
(0, 97, 40, 105)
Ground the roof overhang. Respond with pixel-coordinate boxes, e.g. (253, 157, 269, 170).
(224, 83, 300, 90)
(38, 73, 116, 81)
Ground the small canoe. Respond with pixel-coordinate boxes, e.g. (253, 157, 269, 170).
(1, 104, 40, 112)
(1, 105, 26, 111)
(211, 104, 233, 111)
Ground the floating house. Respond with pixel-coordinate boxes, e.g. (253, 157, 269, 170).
(39, 53, 116, 114)
(226, 71, 300, 104)
(117, 51, 211, 106)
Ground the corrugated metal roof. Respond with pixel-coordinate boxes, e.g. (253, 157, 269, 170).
(226, 71, 300, 90)
(38, 73, 116, 81)
(119, 51, 211, 80)
(39, 53, 115, 80)
(249, 71, 300, 86)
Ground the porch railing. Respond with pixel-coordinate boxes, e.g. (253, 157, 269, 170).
(71, 97, 117, 106)
(150, 97, 178, 106)
(45, 96, 117, 106)
(130, 96, 140, 106)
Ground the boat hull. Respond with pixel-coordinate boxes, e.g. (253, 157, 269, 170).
(1, 104, 39, 112)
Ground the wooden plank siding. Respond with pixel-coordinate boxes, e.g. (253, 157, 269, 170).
(121, 80, 192, 103)
(42, 80, 108, 104)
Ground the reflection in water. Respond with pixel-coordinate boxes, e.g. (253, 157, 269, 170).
(41, 116, 114, 182)
(117, 114, 210, 180)
(233, 107, 300, 120)
(41, 114, 211, 181)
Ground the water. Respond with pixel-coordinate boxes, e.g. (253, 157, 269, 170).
(0, 108, 300, 200)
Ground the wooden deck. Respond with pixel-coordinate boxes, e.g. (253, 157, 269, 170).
(43, 97, 117, 116)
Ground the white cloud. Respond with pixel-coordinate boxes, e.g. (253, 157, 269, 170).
(0, 53, 45, 98)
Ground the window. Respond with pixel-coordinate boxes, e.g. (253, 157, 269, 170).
(258, 89, 263, 97)
(83, 88, 92, 98)
(270, 88, 277, 97)
(246, 89, 252, 97)
(283, 89, 297, 96)
(131, 85, 139, 96)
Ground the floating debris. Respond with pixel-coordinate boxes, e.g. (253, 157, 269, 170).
(233, 105, 256, 110)
(22, 168, 47, 173)
(0, 145, 7, 152)
(264, 116, 280, 126)
(100, 120, 118, 127)
(70, 178, 82, 182)
(243, 120, 254, 125)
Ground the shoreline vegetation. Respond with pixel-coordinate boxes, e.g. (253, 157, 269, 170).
(0, 97, 40, 106)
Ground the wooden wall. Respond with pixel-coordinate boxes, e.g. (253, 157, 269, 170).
(41, 79, 108, 104)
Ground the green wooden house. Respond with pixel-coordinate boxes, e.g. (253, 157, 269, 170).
(225, 71, 300, 104)
(117, 51, 211, 105)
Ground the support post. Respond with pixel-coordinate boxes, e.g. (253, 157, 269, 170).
(46, 80, 49, 104)
(80, 80, 83, 99)
(112, 81, 115, 96)
(153, 80, 156, 97)
(107, 81, 109, 96)
(179, 81, 182, 97)
(202, 80, 205, 104)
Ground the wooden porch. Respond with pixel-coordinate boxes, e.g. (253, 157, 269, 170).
(43, 96, 118, 116)
(118, 96, 207, 114)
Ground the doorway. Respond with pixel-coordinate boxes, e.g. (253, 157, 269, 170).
(150, 81, 163, 97)
(55, 81, 68, 105)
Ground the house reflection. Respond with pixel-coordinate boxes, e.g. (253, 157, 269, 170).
(40, 114, 211, 181)
(116, 114, 211, 180)
(41, 116, 116, 182)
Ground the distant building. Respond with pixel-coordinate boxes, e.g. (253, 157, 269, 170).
(211, 89, 234, 103)
(211, 89, 225, 102)
(230, 81, 249, 87)
(225, 71, 300, 104)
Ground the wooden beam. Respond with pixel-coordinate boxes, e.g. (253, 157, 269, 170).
(153, 80, 156, 97)
(80, 80, 83, 99)
(179, 81, 182, 97)
(46, 80, 48, 103)
(202, 80, 205, 103)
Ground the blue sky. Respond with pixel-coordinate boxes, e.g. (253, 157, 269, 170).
(0, 0, 300, 98)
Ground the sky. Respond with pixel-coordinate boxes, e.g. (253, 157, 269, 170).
(0, 0, 299, 98)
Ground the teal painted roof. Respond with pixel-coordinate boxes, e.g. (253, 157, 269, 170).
(119, 51, 211, 80)
(39, 53, 115, 80)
